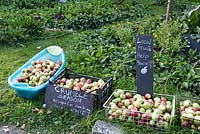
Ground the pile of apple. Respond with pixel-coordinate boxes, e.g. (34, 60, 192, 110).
(107, 89, 173, 129)
(180, 99, 200, 130)
(55, 77, 105, 94)
(16, 59, 62, 86)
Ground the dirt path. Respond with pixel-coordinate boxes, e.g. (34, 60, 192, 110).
(0, 126, 26, 134)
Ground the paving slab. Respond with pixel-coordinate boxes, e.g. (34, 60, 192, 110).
(0, 126, 26, 134)
(92, 120, 122, 134)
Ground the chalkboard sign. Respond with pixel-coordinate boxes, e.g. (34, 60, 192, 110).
(136, 35, 153, 96)
(183, 34, 200, 56)
(45, 83, 94, 117)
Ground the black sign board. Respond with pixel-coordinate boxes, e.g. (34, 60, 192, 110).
(136, 35, 153, 96)
(183, 34, 200, 56)
(45, 84, 94, 117)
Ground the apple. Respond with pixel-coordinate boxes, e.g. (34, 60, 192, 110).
(145, 109, 152, 114)
(185, 113, 194, 119)
(86, 79, 92, 84)
(154, 109, 163, 115)
(133, 100, 141, 108)
(183, 100, 192, 107)
(125, 92, 132, 99)
(111, 105, 118, 112)
(163, 113, 171, 122)
(74, 86, 80, 91)
(154, 102, 159, 108)
(113, 91, 120, 98)
(137, 98, 144, 104)
(123, 109, 131, 116)
(180, 105, 185, 111)
(142, 113, 150, 121)
(133, 94, 142, 100)
(124, 99, 130, 107)
(149, 120, 155, 126)
(112, 98, 119, 104)
(127, 116, 133, 122)
(159, 104, 166, 112)
(128, 98, 134, 104)
(192, 107, 199, 112)
(151, 113, 159, 121)
(117, 89, 125, 94)
(117, 102, 123, 108)
(194, 116, 200, 125)
(116, 109, 123, 115)
(111, 112, 117, 118)
(80, 77, 86, 83)
(195, 111, 200, 116)
(139, 107, 145, 113)
(120, 94, 126, 100)
(154, 97, 161, 103)
(131, 110, 139, 118)
(127, 105, 134, 110)
(76, 82, 83, 89)
(119, 115, 126, 121)
(163, 121, 169, 129)
(166, 104, 172, 112)
(137, 120, 143, 125)
(143, 101, 151, 110)
(182, 120, 190, 128)
(108, 110, 113, 115)
(98, 79, 105, 87)
(161, 97, 167, 102)
(187, 109, 195, 115)
(144, 93, 151, 99)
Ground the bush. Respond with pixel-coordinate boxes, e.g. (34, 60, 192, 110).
(75, 17, 200, 94)
(47, 0, 149, 30)
(0, 7, 46, 46)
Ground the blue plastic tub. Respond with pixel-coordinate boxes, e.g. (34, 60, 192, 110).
(8, 46, 66, 99)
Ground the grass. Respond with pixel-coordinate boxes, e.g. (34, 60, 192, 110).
(0, 1, 200, 134)
(0, 30, 199, 134)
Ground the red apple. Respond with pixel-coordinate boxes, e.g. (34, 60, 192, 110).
(125, 92, 132, 99)
(131, 110, 139, 117)
(76, 82, 83, 89)
(161, 97, 167, 102)
(144, 93, 151, 99)
(117, 102, 123, 108)
(86, 79, 92, 84)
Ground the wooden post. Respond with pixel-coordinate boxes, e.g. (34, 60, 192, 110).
(166, 0, 173, 23)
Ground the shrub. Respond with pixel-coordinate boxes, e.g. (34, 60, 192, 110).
(0, 7, 45, 46)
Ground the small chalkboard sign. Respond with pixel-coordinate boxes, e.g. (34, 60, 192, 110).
(45, 83, 94, 117)
(183, 34, 200, 56)
(136, 35, 153, 96)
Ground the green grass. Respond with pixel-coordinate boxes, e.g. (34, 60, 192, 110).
(0, 30, 199, 134)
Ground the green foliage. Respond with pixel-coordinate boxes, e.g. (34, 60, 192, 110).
(75, 18, 200, 94)
(51, 0, 149, 30)
(0, 8, 46, 46)
(185, 11, 200, 34)
(154, 0, 167, 6)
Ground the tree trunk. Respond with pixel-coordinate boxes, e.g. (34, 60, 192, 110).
(166, 0, 173, 23)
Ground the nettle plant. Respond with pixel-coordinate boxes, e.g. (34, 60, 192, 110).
(75, 22, 135, 79)
(0, 7, 46, 46)
(75, 18, 200, 94)
(53, 0, 149, 30)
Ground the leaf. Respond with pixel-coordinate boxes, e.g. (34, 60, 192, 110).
(46, 110, 52, 114)
(3, 112, 10, 116)
(183, 82, 189, 88)
(20, 124, 26, 130)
